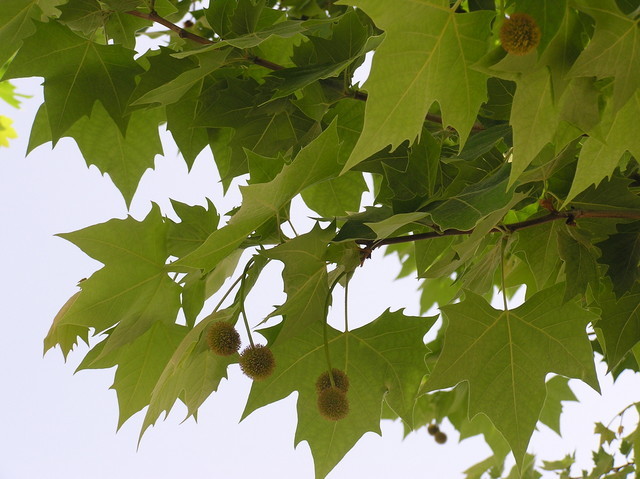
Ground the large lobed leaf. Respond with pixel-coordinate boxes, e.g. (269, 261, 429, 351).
(426, 284, 599, 467)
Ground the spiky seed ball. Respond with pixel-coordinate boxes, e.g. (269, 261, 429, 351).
(317, 386, 350, 421)
(427, 423, 440, 436)
(499, 13, 541, 56)
(206, 321, 241, 356)
(239, 345, 275, 380)
(434, 431, 448, 444)
(315, 369, 350, 395)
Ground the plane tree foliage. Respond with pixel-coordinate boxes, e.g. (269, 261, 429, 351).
(2, 0, 640, 477)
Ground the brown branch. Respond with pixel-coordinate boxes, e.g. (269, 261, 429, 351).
(126, 10, 215, 45)
(356, 209, 640, 250)
(124, 10, 484, 132)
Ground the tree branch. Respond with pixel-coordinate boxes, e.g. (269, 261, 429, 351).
(356, 209, 640, 250)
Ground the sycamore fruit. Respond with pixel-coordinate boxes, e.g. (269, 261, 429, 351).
(434, 431, 448, 444)
(427, 423, 440, 435)
(499, 13, 541, 56)
(207, 321, 241, 356)
(239, 345, 275, 380)
(315, 369, 350, 395)
(317, 386, 350, 421)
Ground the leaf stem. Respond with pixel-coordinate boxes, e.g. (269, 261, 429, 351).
(500, 235, 508, 312)
(344, 273, 350, 333)
(451, 0, 463, 11)
(239, 258, 256, 348)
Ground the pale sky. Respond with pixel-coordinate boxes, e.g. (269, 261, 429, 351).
(1, 70, 639, 478)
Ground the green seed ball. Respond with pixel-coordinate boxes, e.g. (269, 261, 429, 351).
(434, 431, 447, 444)
(206, 321, 241, 356)
(315, 369, 350, 394)
(427, 423, 440, 436)
(239, 345, 275, 380)
(317, 386, 350, 421)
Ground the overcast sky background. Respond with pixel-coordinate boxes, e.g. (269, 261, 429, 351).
(1, 52, 640, 478)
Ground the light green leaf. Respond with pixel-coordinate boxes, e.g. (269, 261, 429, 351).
(46, 205, 182, 356)
(342, 1, 493, 170)
(557, 227, 601, 301)
(426, 285, 599, 467)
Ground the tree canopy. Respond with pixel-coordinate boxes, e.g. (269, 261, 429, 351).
(2, 0, 640, 477)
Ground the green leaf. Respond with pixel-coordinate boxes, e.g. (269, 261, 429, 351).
(342, 2, 493, 170)
(79, 322, 188, 429)
(141, 307, 240, 437)
(0, 0, 40, 67)
(557, 227, 601, 301)
(426, 285, 599, 467)
(167, 199, 220, 259)
(425, 165, 515, 231)
(301, 171, 367, 217)
(4, 20, 143, 141)
(597, 221, 640, 298)
(264, 225, 333, 343)
(58, 0, 106, 35)
(514, 221, 563, 291)
(569, 0, 640, 111)
(243, 309, 435, 478)
(509, 67, 558, 186)
(175, 120, 341, 273)
(566, 92, 640, 205)
(538, 375, 577, 435)
(597, 283, 640, 370)
(46, 205, 182, 356)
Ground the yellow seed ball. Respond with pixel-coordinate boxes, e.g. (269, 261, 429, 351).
(499, 13, 541, 56)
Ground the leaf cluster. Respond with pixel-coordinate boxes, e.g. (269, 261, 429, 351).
(3, 0, 640, 477)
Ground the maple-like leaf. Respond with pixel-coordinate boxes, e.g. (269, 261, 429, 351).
(175, 120, 341, 273)
(569, 0, 640, 111)
(4, 20, 142, 141)
(243, 309, 435, 478)
(426, 285, 599, 467)
(597, 284, 640, 370)
(342, 0, 493, 171)
(45, 205, 182, 356)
